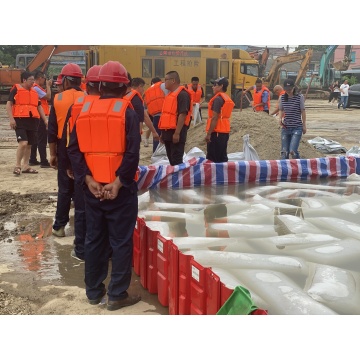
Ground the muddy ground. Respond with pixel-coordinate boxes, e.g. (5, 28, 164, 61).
(1, 99, 359, 316)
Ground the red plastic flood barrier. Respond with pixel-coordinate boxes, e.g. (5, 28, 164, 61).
(220, 282, 234, 308)
(132, 217, 141, 274)
(190, 262, 221, 315)
(146, 227, 159, 294)
(168, 242, 179, 315)
(138, 218, 148, 289)
(157, 234, 173, 307)
(178, 252, 194, 315)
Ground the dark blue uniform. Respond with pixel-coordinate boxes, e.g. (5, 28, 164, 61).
(48, 86, 84, 240)
(67, 96, 141, 302)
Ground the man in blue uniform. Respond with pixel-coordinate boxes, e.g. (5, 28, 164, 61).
(67, 61, 142, 311)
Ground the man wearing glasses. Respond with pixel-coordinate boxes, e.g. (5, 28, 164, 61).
(6, 71, 46, 175)
(205, 77, 234, 163)
(158, 71, 192, 166)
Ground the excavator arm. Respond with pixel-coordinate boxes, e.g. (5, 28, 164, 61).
(332, 45, 352, 71)
(26, 45, 91, 73)
(264, 49, 310, 89)
(294, 49, 313, 87)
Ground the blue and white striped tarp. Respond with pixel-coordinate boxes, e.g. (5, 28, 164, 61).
(137, 156, 360, 191)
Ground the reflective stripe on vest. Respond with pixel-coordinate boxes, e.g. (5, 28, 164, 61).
(53, 88, 84, 139)
(76, 98, 128, 184)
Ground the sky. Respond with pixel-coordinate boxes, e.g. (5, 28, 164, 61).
(2, 2, 358, 46)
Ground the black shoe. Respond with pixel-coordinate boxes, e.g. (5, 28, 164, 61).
(40, 161, 51, 168)
(29, 160, 40, 166)
(337, 103, 341, 109)
(88, 290, 106, 305)
(107, 294, 141, 311)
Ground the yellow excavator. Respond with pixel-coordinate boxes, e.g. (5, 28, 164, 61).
(262, 48, 313, 94)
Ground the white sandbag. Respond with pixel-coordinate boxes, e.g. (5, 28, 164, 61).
(305, 263, 360, 314)
(232, 269, 337, 315)
(243, 134, 260, 161)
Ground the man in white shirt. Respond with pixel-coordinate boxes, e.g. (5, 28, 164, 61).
(338, 79, 350, 110)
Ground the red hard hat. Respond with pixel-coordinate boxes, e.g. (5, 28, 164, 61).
(55, 75, 63, 85)
(60, 63, 83, 78)
(85, 65, 102, 83)
(98, 61, 129, 84)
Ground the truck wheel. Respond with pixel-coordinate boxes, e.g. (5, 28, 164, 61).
(233, 91, 250, 109)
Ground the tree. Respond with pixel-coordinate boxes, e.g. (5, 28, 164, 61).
(0, 45, 42, 67)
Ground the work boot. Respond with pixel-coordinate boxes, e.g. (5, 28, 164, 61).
(107, 293, 141, 311)
(52, 227, 65, 237)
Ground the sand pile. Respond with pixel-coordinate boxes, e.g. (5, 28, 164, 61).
(184, 107, 324, 160)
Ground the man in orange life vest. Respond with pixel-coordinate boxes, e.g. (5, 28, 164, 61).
(143, 77, 169, 152)
(205, 77, 235, 163)
(48, 63, 85, 238)
(270, 84, 285, 117)
(186, 76, 205, 121)
(29, 71, 52, 168)
(158, 70, 192, 166)
(243, 78, 271, 114)
(6, 71, 47, 175)
(67, 60, 142, 311)
(61, 65, 102, 261)
(124, 76, 159, 144)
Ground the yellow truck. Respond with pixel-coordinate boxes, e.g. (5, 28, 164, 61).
(86, 45, 261, 108)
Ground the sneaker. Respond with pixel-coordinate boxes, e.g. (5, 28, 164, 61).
(40, 161, 51, 168)
(70, 249, 84, 261)
(52, 227, 65, 237)
(144, 138, 149, 147)
(29, 160, 40, 166)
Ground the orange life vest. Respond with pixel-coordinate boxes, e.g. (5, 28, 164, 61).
(124, 89, 143, 105)
(12, 84, 40, 118)
(53, 88, 84, 139)
(206, 92, 234, 133)
(66, 94, 99, 147)
(144, 82, 165, 116)
(158, 86, 192, 130)
(33, 83, 50, 115)
(76, 98, 131, 184)
(187, 84, 202, 103)
(253, 85, 271, 112)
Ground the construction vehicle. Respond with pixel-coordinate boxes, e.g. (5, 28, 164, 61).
(248, 47, 270, 77)
(0, 45, 90, 103)
(262, 48, 313, 96)
(86, 45, 261, 109)
(299, 45, 352, 99)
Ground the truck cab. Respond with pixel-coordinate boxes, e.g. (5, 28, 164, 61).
(231, 49, 260, 108)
